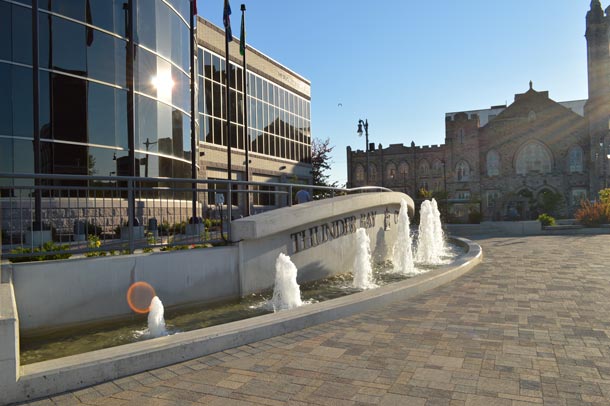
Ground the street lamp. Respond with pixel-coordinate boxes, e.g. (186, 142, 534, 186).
(356, 119, 369, 185)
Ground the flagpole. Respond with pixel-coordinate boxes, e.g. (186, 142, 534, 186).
(240, 3, 250, 216)
(190, 0, 198, 223)
(223, 0, 233, 225)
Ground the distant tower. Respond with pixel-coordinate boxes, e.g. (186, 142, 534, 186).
(585, 0, 610, 193)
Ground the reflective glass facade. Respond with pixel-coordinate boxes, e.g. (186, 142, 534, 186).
(198, 47, 311, 163)
(0, 0, 193, 188)
(1, 0, 312, 198)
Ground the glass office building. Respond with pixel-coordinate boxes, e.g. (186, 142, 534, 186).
(1, 1, 312, 205)
(1, 0, 194, 191)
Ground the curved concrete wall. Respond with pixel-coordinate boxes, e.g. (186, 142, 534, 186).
(232, 192, 414, 294)
(12, 247, 239, 334)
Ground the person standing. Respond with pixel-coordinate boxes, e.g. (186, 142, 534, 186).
(295, 188, 312, 204)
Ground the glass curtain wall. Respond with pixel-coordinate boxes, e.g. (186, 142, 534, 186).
(0, 0, 194, 194)
(197, 47, 311, 164)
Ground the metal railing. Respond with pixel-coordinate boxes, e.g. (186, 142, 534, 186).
(0, 173, 391, 261)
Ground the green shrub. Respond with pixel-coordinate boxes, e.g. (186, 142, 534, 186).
(9, 241, 72, 263)
(599, 188, 610, 205)
(575, 199, 610, 227)
(85, 234, 107, 257)
(537, 213, 556, 227)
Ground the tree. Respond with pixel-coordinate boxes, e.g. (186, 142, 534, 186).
(310, 138, 338, 197)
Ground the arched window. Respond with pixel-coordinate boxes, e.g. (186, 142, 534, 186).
(528, 110, 537, 122)
(386, 162, 397, 182)
(369, 163, 378, 183)
(355, 164, 365, 182)
(398, 161, 409, 179)
(456, 160, 470, 181)
(432, 160, 443, 176)
(418, 160, 430, 176)
(516, 142, 552, 175)
(568, 145, 583, 173)
(486, 150, 500, 176)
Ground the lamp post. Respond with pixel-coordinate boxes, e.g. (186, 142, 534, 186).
(356, 119, 369, 185)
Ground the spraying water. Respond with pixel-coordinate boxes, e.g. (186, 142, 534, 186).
(431, 198, 446, 255)
(416, 199, 446, 265)
(392, 199, 416, 274)
(271, 253, 303, 311)
(352, 228, 377, 289)
(147, 296, 167, 338)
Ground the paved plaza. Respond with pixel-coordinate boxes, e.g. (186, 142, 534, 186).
(17, 233, 610, 405)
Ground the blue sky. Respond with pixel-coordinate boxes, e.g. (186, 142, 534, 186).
(197, 1, 591, 186)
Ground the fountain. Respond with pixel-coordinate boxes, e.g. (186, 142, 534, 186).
(270, 253, 303, 311)
(147, 296, 167, 338)
(431, 198, 445, 255)
(416, 199, 446, 265)
(392, 199, 416, 274)
(352, 228, 377, 289)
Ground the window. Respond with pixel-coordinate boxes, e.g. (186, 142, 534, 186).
(571, 189, 587, 206)
(432, 160, 443, 176)
(386, 162, 397, 182)
(369, 163, 378, 183)
(355, 164, 365, 182)
(456, 190, 471, 200)
(486, 150, 500, 176)
(398, 161, 409, 179)
(516, 142, 552, 174)
(486, 190, 500, 208)
(418, 160, 430, 176)
(568, 146, 583, 173)
(528, 110, 537, 122)
(456, 160, 470, 181)
(457, 128, 465, 144)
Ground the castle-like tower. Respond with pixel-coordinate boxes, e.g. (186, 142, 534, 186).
(585, 0, 610, 192)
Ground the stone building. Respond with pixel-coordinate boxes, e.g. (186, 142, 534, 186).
(347, 1, 610, 221)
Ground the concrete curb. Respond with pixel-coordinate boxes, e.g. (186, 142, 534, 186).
(10, 237, 482, 405)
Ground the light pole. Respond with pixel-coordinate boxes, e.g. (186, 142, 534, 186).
(356, 119, 369, 185)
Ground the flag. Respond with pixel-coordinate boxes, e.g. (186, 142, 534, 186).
(239, 9, 245, 56)
(223, 0, 233, 42)
(192, 0, 197, 15)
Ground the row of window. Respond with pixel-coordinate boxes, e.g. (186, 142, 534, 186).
(354, 142, 586, 184)
(1, 0, 190, 77)
(197, 47, 311, 162)
(198, 79, 310, 141)
(0, 62, 192, 162)
(198, 50, 311, 119)
(0, 136, 191, 180)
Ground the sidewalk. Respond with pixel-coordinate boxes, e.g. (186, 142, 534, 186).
(17, 233, 610, 405)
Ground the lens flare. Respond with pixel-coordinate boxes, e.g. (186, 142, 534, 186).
(126, 281, 156, 314)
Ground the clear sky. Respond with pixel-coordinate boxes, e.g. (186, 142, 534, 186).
(197, 0, 591, 186)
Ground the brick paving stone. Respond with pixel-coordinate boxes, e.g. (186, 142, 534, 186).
(16, 234, 610, 406)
